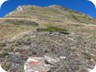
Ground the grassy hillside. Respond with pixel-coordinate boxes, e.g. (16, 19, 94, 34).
(6, 5, 96, 24)
(0, 5, 95, 42)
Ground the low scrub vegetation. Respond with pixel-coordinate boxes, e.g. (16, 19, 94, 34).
(37, 26, 68, 32)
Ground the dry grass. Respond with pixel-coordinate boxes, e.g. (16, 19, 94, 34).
(0, 5, 96, 42)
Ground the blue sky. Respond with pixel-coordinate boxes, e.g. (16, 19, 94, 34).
(0, 0, 96, 18)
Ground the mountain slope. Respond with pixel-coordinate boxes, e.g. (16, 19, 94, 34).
(6, 5, 96, 24)
(0, 5, 96, 72)
(0, 5, 96, 41)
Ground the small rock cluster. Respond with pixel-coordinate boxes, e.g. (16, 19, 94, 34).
(24, 56, 59, 72)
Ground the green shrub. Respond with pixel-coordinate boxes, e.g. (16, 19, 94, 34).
(38, 26, 68, 32)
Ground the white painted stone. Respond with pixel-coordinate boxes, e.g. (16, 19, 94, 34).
(60, 56, 66, 59)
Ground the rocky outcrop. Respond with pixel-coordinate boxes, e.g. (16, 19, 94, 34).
(24, 56, 59, 72)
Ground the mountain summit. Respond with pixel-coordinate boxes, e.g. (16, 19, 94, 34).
(6, 5, 96, 24)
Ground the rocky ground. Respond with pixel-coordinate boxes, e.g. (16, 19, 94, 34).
(0, 31, 96, 72)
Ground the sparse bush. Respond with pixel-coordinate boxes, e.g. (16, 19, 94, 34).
(82, 52, 92, 60)
(0, 50, 9, 57)
(51, 48, 55, 53)
(0, 43, 6, 47)
(37, 26, 68, 32)
(13, 48, 24, 53)
(32, 50, 37, 55)
(44, 50, 49, 53)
